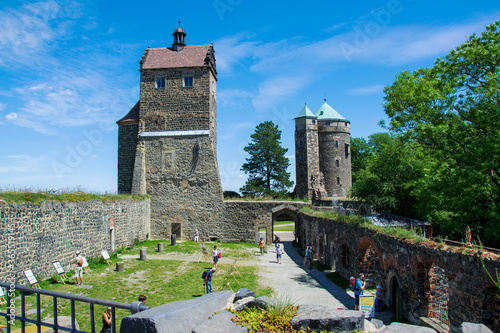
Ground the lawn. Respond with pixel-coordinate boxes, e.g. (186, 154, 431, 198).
(273, 220, 295, 232)
(2, 240, 272, 332)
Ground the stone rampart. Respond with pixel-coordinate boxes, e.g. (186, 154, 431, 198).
(296, 212, 500, 332)
(0, 198, 150, 284)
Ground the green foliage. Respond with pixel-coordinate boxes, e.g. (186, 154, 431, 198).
(240, 121, 294, 197)
(0, 187, 148, 205)
(354, 20, 500, 246)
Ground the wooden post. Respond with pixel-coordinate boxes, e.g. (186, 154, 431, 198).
(116, 262, 124, 272)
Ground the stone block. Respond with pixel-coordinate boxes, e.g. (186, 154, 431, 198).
(140, 249, 147, 260)
(459, 322, 493, 333)
(120, 290, 234, 333)
(116, 262, 124, 272)
(371, 318, 385, 329)
(191, 310, 248, 333)
(381, 322, 437, 332)
(234, 288, 256, 302)
(231, 296, 256, 312)
(290, 304, 364, 332)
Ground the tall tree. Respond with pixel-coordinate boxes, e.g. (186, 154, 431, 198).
(383, 20, 500, 245)
(240, 121, 293, 197)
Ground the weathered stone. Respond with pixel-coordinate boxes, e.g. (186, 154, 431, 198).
(120, 290, 233, 333)
(231, 296, 256, 312)
(381, 322, 437, 332)
(234, 288, 256, 302)
(191, 310, 248, 333)
(364, 319, 378, 332)
(116, 262, 124, 272)
(140, 249, 147, 260)
(254, 296, 275, 310)
(290, 304, 364, 332)
(371, 318, 385, 329)
(459, 322, 493, 333)
(158, 243, 163, 252)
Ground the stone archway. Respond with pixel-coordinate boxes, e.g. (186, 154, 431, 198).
(358, 237, 382, 282)
(271, 205, 300, 242)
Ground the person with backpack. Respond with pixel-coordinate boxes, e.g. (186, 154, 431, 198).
(72, 251, 84, 286)
(202, 267, 216, 294)
(354, 273, 366, 310)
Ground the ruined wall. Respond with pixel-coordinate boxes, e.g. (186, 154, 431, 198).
(117, 123, 139, 194)
(0, 199, 150, 284)
(296, 212, 500, 332)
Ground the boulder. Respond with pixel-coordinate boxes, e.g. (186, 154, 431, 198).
(459, 322, 493, 333)
(371, 318, 385, 330)
(364, 319, 378, 332)
(291, 304, 364, 332)
(120, 290, 233, 333)
(231, 296, 256, 312)
(234, 288, 256, 302)
(192, 310, 248, 333)
(381, 322, 437, 332)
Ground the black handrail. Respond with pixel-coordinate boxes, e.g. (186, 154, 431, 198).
(0, 282, 148, 333)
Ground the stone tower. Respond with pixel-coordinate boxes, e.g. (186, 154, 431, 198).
(117, 23, 223, 239)
(294, 100, 351, 200)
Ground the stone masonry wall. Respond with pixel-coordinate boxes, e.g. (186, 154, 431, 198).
(0, 199, 150, 284)
(296, 212, 500, 332)
(118, 123, 139, 193)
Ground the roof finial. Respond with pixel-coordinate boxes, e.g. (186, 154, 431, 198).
(179, 20, 181, 27)
(324, 92, 327, 102)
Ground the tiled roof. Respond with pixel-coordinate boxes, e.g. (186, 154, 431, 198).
(295, 104, 316, 119)
(141, 45, 212, 69)
(315, 101, 349, 122)
(117, 101, 140, 125)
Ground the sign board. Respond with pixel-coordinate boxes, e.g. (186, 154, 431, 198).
(82, 257, 89, 268)
(52, 261, 65, 275)
(23, 269, 38, 286)
(359, 295, 375, 318)
(101, 251, 110, 260)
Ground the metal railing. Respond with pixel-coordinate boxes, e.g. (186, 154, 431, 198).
(0, 281, 148, 333)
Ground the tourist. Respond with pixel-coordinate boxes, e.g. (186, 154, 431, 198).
(307, 246, 313, 269)
(212, 245, 219, 269)
(354, 273, 366, 311)
(72, 251, 84, 286)
(276, 243, 284, 264)
(101, 307, 112, 333)
(304, 246, 309, 266)
(139, 295, 147, 304)
(375, 286, 384, 312)
(204, 267, 216, 294)
(194, 229, 199, 242)
(274, 234, 280, 248)
(259, 237, 265, 256)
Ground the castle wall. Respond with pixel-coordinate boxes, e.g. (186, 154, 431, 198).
(317, 121, 351, 196)
(295, 118, 321, 200)
(118, 123, 139, 193)
(297, 212, 500, 332)
(139, 67, 212, 132)
(143, 134, 223, 239)
(0, 199, 150, 284)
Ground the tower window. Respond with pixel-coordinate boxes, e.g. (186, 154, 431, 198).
(183, 76, 193, 87)
(156, 77, 165, 89)
(345, 122, 348, 126)
(336, 160, 339, 168)
(337, 177, 340, 185)
(299, 140, 303, 146)
(335, 140, 338, 148)
(312, 120, 316, 124)
(299, 155, 304, 161)
(326, 122, 330, 126)
(300, 171, 304, 176)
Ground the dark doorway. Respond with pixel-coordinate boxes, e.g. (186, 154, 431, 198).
(171, 223, 181, 239)
(391, 276, 399, 313)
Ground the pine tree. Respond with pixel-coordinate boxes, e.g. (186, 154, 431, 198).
(240, 121, 293, 197)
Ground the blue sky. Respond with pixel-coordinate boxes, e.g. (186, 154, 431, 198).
(0, 0, 498, 193)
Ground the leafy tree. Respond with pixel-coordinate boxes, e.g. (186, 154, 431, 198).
(383, 20, 500, 245)
(240, 121, 293, 197)
(351, 134, 429, 218)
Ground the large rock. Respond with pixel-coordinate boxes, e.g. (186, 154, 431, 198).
(120, 290, 233, 333)
(459, 322, 493, 333)
(381, 322, 437, 332)
(291, 304, 365, 332)
(234, 288, 256, 302)
(191, 310, 248, 333)
(231, 296, 256, 312)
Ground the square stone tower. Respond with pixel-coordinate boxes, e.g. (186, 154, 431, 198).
(117, 24, 223, 239)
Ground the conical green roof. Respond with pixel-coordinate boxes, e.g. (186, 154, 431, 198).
(294, 104, 316, 119)
(314, 101, 349, 123)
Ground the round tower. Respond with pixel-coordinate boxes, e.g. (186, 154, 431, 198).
(315, 100, 351, 197)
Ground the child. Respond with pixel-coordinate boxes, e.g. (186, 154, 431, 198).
(259, 237, 265, 256)
(375, 285, 384, 312)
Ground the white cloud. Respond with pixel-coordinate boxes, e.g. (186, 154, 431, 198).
(0, 155, 41, 173)
(252, 75, 312, 112)
(213, 34, 259, 73)
(218, 88, 253, 107)
(345, 85, 383, 95)
(0, 103, 5, 111)
(5, 112, 17, 120)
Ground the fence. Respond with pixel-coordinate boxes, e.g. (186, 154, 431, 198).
(0, 282, 148, 333)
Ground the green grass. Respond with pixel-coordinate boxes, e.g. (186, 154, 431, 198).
(0, 189, 148, 204)
(326, 272, 351, 291)
(3, 240, 271, 332)
(273, 220, 295, 232)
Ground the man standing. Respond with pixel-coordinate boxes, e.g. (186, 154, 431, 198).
(204, 268, 216, 294)
(354, 273, 366, 310)
(73, 251, 84, 286)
